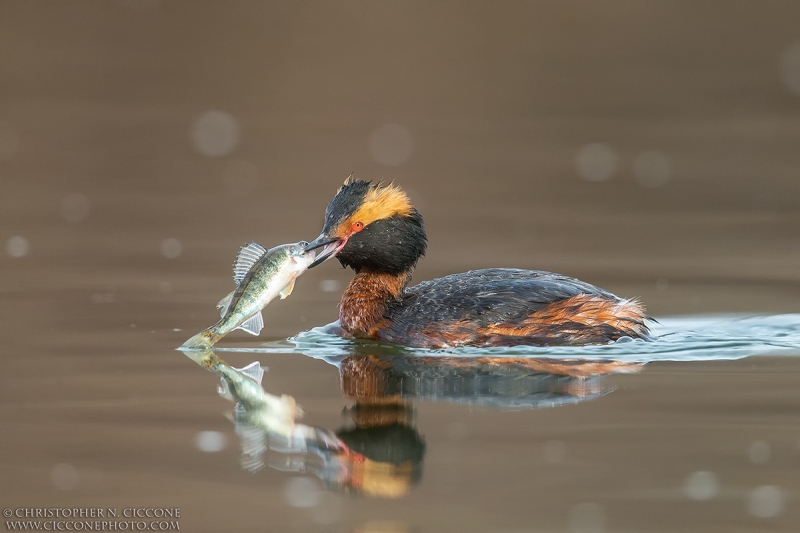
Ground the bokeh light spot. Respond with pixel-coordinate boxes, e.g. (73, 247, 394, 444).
(114, 0, 161, 8)
(568, 502, 605, 533)
(192, 111, 240, 157)
(80, 467, 105, 493)
(369, 124, 414, 166)
(779, 41, 800, 95)
(7, 236, 29, 258)
(354, 521, 410, 533)
(633, 151, 671, 188)
(447, 422, 468, 441)
(683, 471, 718, 500)
(319, 279, 341, 293)
(195, 431, 227, 453)
(0, 120, 18, 161)
(51, 463, 80, 491)
(91, 292, 115, 304)
(543, 439, 566, 464)
(748, 440, 771, 464)
(748, 485, 784, 518)
(309, 492, 344, 525)
(222, 160, 259, 197)
(160, 238, 183, 259)
(576, 143, 617, 182)
(284, 476, 322, 508)
(60, 193, 90, 222)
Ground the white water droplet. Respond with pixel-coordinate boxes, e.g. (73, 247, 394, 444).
(7, 236, 29, 258)
(160, 238, 183, 259)
(284, 476, 322, 508)
(319, 279, 341, 292)
(91, 292, 115, 304)
(543, 440, 566, 464)
(576, 143, 617, 182)
(192, 111, 240, 157)
(309, 492, 344, 525)
(114, 0, 161, 8)
(355, 521, 410, 533)
(60, 193, 90, 222)
(568, 502, 605, 533)
(748, 485, 784, 518)
(195, 431, 227, 453)
(51, 463, 80, 491)
(447, 422, 468, 441)
(369, 124, 414, 166)
(0, 120, 19, 161)
(748, 440, 771, 464)
(683, 471, 718, 501)
(222, 160, 259, 197)
(633, 151, 671, 188)
(80, 467, 105, 493)
(779, 41, 800, 95)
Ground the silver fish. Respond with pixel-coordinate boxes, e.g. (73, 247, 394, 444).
(181, 241, 315, 349)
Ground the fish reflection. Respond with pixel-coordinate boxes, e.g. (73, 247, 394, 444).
(181, 348, 641, 498)
(182, 348, 344, 474)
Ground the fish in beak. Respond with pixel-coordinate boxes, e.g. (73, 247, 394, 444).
(304, 234, 348, 269)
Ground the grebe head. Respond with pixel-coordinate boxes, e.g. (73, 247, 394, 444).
(305, 177, 427, 274)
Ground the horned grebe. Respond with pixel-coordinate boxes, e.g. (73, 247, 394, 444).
(305, 178, 650, 348)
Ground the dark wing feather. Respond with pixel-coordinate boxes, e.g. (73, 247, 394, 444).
(388, 268, 616, 326)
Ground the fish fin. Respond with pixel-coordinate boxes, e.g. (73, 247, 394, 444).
(233, 409, 267, 473)
(216, 290, 235, 317)
(217, 378, 235, 401)
(279, 279, 296, 299)
(236, 361, 265, 384)
(233, 242, 269, 285)
(237, 312, 264, 336)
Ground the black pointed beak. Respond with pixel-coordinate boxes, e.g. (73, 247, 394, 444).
(305, 234, 345, 269)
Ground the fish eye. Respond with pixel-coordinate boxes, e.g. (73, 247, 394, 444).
(298, 241, 308, 247)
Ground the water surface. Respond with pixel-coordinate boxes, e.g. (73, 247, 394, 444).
(3, 2, 800, 532)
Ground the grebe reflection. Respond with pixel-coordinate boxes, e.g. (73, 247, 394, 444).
(181, 348, 641, 498)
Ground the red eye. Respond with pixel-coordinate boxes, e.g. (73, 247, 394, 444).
(351, 221, 364, 232)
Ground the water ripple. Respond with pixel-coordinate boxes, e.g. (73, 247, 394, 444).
(213, 314, 800, 363)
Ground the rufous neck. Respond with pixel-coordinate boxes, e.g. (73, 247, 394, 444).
(339, 269, 411, 336)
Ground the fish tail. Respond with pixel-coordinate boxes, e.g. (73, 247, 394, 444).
(180, 327, 222, 350)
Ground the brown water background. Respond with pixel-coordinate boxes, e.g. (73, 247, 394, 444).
(2, 1, 800, 532)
